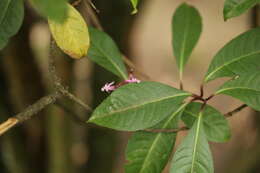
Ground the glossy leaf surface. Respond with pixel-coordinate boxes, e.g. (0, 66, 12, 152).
(216, 72, 260, 111)
(205, 28, 260, 82)
(89, 82, 191, 131)
(88, 27, 128, 79)
(125, 103, 186, 173)
(170, 112, 214, 173)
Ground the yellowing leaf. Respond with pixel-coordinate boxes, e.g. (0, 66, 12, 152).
(48, 4, 89, 59)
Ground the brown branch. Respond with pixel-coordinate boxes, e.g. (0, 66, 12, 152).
(49, 40, 93, 112)
(224, 104, 248, 117)
(0, 92, 61, 136)
(144, 126, 189, 133)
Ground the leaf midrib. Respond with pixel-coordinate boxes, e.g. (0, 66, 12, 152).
(178, 7, 190, 74)
(91, 39, 127, 79)
(205, 50, 260, 81)
(90, 93, 190, 121)
(190, 112, 203, 173)
(216, 86, 260, 94)
(138, 103, 187, 173)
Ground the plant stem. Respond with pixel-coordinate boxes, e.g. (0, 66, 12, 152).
(224, 104, 248, 117)
(0, 92, 61, 136)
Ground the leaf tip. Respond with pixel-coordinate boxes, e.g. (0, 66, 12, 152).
(131, 8, 138, 15)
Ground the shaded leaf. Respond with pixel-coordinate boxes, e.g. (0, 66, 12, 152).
(204, 27, 260, 82)
(88, 27, 128, 79)
(182, 102, 231, 142)
(216, 71, 260, 111)
(223, 0, 260, 21)
(48, 4, 89, 59)
(170, 112, 214, 173)
(30, 0, 68, 23)
(0, 0, 24, 50)
(88, 82, 191, 131)
(125, 103, 186, 173)
(130, 0, 139, 14)
(172, 3, 202, 79)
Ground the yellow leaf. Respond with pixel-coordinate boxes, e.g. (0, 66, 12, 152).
(48, 3, 89, 59)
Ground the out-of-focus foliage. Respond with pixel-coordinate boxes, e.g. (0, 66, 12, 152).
(48, 4, 90, 59)
(0, 0, 24, 50)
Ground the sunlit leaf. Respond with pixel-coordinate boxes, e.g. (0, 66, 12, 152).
(223, 0, 260, 21)
(130, 0, 139, 14)
(172, 3, 202, 79)
(204, 27, 260, 82)
(125, 103, 186, 173)
(88, 82, 191, 131)
(216, 71, 260, 111)
(0, 0, 24, 50)
(182, 102, 231, 142)
(170, 112, 214, 173)
(30, 0, 68, 22)
(88, 27, 128, 79)
(48, 4, 89, 59)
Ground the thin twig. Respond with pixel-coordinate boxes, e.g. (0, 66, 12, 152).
(224, 104, 248, 117)
(49, 40, 93, 112)
(0, 93, 61, 136)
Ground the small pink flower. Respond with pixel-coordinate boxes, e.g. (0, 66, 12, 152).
(101, 74, 141, 93)
(101, 81, 116, 92)
(125, 74, 141, 83)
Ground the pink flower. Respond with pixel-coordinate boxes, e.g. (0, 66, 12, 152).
(101, 82, 116, 92)
(125, 74, 141, 83)
(101, 74, 141, 93)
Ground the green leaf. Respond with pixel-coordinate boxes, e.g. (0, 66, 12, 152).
(216, 71, 260, 111)
(30, 0, 68, 23)
(48, 4, 89, 59)
(182, 102, 231, 142)
(0, 0, 24, 50)
(170, 112, 214, 173)
(88, 27, 128, 79)
(88, 82, 191, 131)
(223, 0, 260, 21)
(172, 3, 202, 79)
(125, 103, 186, 173)
(130, 0, 139, 14)
(204, 27, 260, 82)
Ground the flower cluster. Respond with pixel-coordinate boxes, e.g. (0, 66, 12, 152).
(101, 74, 141, 93)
